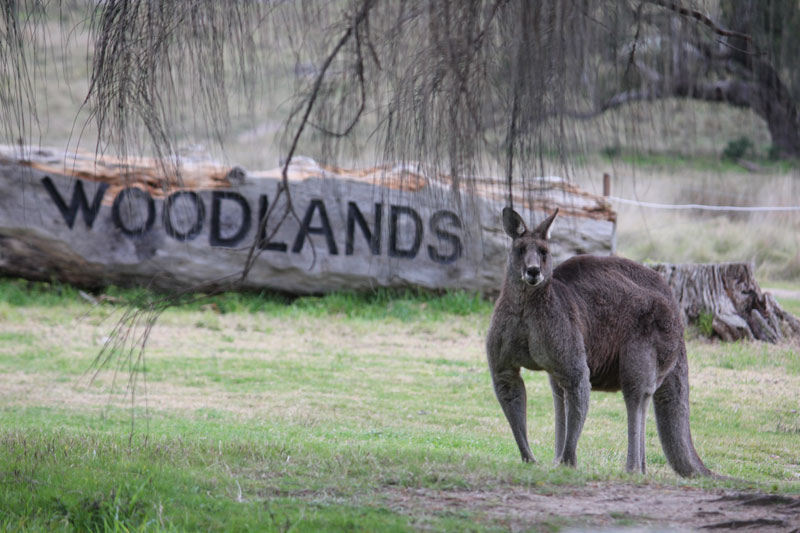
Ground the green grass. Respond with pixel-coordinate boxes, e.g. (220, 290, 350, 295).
(0, 277, 491, 321)
(0, 278, 84, 308)
(0, 277, 799, 530)
(765, 282, 800, 317)
(778, 298, 800, 317)
(601, 147, 799, 174)
(0, 426, 426, 532)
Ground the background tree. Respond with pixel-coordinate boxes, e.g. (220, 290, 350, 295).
(587, 0, 800, 158)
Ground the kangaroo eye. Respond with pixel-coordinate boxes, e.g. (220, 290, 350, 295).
(515, 246, 525, 257)
(539, 248, 547, 257)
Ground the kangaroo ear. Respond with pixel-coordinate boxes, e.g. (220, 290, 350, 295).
(533, 208, 559, 240)
(502, 207, 527, 239)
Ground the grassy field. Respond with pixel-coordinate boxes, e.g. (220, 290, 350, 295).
(1, 279, 799, 531)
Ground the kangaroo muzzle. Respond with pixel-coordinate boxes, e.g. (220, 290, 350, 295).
(523, 265, 543, 286)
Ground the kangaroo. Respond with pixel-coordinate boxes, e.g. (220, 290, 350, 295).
(486, 207, 712, 477)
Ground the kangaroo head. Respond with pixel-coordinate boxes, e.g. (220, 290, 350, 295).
(501, 207, 559, 287)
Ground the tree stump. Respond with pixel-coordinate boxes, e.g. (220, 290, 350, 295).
(651, 263, 800, 343)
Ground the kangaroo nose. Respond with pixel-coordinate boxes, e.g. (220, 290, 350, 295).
(526, 266, 540, 278)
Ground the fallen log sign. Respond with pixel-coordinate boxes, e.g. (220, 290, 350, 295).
(0, 146, 616, 294)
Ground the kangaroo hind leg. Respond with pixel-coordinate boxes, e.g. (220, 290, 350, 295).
(623, 389, 652, 473)
(620, 342, 657, 474)
(553, 365, 590, 467)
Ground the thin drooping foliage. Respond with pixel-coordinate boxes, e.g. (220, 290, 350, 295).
(85, 1, 265, 163)
(4, 1, 797, 196)
(0, 0, 49, 146)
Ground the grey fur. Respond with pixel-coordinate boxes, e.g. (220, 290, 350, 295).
(487, 207, 712, 477)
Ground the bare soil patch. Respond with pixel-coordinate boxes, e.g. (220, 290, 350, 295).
(383, 483, 800, 532)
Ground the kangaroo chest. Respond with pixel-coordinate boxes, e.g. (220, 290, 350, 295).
(522, 298, 591, 374)
(501, 311, 567, 373)
(491, 287, 588, 374)
(527, 316, 567, 372)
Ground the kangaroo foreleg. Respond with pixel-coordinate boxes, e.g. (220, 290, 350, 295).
(548, 374, 566, 462)
(558, 371, 590, 467)
(639, 400, 647, 473)
(492, 367, 536, 463)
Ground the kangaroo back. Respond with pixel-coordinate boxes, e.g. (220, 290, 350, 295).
(552, 255, 683, 391)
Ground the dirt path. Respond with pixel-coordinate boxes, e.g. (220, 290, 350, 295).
(383, 483, 800, 531)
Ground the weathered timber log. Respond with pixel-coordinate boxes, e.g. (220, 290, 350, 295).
(0, 146, 616, 294)
(652, 262, 800, 343)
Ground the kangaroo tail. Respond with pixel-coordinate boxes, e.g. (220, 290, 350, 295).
(653, 353, 713, 477)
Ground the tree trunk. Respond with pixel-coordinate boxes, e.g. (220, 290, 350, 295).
(722, 1, 800, 157)
(652, 262, 800, 343)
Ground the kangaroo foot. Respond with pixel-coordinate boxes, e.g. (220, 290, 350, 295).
(556, 452, 577, 467)
(521, 451, 536, 463)
(625, 464, 645, 474)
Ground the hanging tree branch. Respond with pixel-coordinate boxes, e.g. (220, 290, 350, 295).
(643, 0, 752, 42)
(239, 0, 378, 282)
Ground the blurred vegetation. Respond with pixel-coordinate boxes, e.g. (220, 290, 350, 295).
(722, 137, 755, 161)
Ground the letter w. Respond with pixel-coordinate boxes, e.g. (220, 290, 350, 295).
(42, 176, 108, 229)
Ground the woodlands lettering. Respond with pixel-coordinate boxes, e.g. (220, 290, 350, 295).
(41, 176, 463, 264)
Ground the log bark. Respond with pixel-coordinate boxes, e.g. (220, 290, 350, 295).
(652, 262, 800, 343)
(0, 146, 616, 295)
